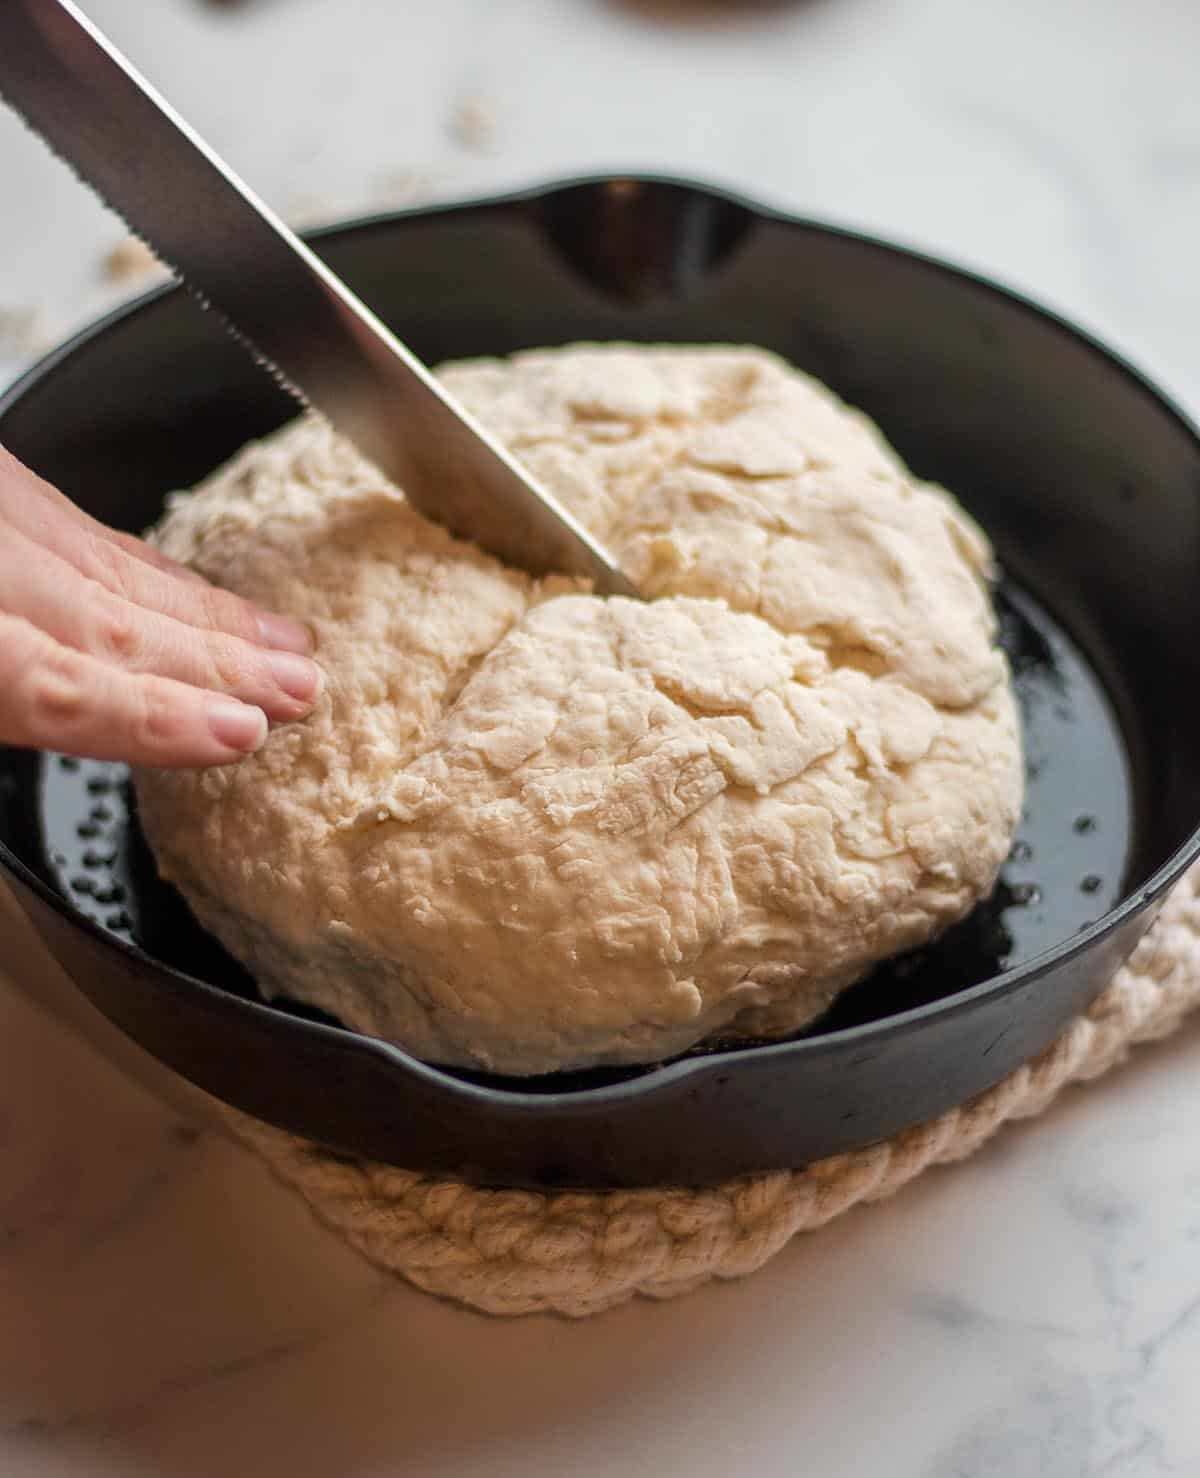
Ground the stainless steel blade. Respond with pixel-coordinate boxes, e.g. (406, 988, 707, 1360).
(0, 0, 638, 595)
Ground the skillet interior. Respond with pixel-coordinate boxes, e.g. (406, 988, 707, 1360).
(11, 578, 1132, 1096)
(1, 176, 1198, 1186)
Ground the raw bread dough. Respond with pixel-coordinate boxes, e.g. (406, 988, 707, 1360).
(134, 345, 1023, 1075)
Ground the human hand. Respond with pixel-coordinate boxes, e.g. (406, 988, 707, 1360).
(0, 444, 322, 768)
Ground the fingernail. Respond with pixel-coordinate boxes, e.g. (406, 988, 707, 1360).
(256, 611, 314, 655)
(208, 698, 268, 754)
(266, 650, 324, 705)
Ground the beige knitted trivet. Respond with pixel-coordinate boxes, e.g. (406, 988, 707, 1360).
(223, 864, 1200, 1318)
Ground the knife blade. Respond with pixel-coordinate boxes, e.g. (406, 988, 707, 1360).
(0, 0, 639, 596)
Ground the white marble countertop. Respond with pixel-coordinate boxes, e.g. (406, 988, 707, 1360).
(3, 0, 1200, 1473)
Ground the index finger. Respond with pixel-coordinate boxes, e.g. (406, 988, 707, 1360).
(0, 445, 312, 654)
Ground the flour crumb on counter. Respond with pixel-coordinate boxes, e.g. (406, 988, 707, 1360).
(284, 193, 347, 230)
(102, 235, 171, 287)
(371, 170, 445, 210)
(449, 94, 501, 153)
(0, 305, 55, 360)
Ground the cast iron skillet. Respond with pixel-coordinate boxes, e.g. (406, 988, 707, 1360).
(2, 175, 1199, 1190)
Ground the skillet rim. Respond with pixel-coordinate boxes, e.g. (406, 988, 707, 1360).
(1, 169, 1198, 1111)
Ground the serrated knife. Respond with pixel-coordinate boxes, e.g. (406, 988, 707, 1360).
(0, 0, 638, 596)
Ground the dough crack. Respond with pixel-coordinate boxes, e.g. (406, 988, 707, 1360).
(134, 345, 1023, 1076)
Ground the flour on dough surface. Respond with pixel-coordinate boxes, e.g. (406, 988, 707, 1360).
(135, 345, 1023, 1075)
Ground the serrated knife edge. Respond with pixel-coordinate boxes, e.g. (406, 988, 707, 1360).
(0, 0, 637, 595)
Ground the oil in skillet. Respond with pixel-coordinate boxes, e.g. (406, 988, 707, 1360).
(809, 580, 1132, 1034)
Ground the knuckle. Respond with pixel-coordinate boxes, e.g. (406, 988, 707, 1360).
(22, 644, 86, 732)
(95, 601, 144, 665)
(116, 532, 190, 583)
(202, 584, 257, 640)
(133, 679, 187, 750)
(0, 615, 33, 683)
(80, 535, 131, 596)
(207, 637, 258, 694)
(111, 530, 155, 560)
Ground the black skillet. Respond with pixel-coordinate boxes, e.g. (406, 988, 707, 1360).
(2, 175, 1199, 1190)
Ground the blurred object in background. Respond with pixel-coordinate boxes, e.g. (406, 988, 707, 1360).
(611, 0, 825, 23)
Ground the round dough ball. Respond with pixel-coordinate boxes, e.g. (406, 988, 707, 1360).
(134, 345, 1023, 1075)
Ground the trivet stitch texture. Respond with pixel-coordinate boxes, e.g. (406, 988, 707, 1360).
(226, 865, 1200, 1318)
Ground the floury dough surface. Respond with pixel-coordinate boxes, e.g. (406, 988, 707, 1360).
(134, 346, 1023, 1076)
